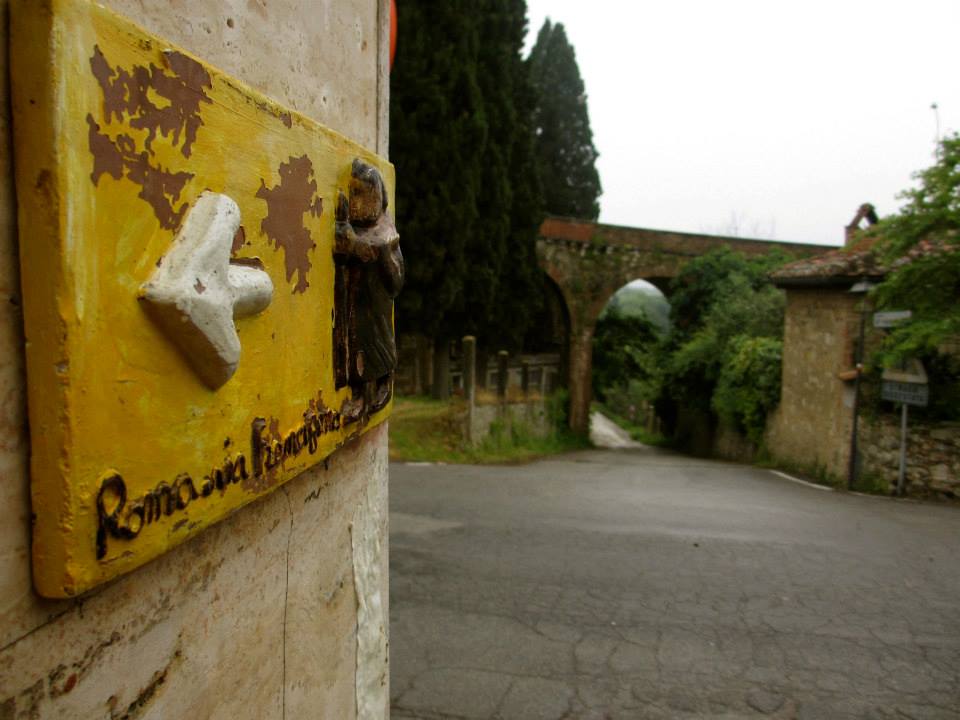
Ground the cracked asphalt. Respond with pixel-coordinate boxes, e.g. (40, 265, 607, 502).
(388, 445, 960, 719)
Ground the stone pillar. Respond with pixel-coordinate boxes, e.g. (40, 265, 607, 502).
(497, 350, 509, 400)
(462, 336, 477, 405)
(567, 321, 595, 435)
(416, 333, 433, 396)
(462, 335, 476, 443)
(0, 2, 392, 718)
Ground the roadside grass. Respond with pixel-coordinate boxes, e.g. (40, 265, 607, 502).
(388, 396, 472, 463)
(389, 395, 589, 464)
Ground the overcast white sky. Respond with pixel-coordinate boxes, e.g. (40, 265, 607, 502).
(523, 0, 960, 246)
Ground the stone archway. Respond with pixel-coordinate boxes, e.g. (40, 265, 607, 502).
(536, 217, 828, 434)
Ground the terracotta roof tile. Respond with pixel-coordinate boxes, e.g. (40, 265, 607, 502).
(771, 234, 956, 287)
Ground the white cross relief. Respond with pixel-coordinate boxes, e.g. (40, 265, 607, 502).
(139, 191, 273, 388)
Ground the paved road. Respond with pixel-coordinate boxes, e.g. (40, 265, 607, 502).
(588, 412, 644, 449)
(389, 447, 960, 720)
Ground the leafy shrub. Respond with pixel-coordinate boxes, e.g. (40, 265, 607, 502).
(592, 307, 660, 403)
(712, 335, 783, 445)
(600, 378, 654, 424)
(591, 247, 794, 451)
(546, 388, 570, 432)
(868, 133, 960, 421)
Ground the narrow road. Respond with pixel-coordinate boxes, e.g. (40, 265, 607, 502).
(389, 447, 960, 720)
(588, 411, 644, 449)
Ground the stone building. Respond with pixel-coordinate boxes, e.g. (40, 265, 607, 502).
(765, 238, 885, 482)
(0, 1, 393, 718)
(766, 228, 959, 496)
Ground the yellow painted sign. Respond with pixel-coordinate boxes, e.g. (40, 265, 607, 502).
(11, 0, 399, 597)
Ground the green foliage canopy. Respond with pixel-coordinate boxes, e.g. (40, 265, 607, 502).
(591, 248, 792, 446)
(389, 0, 544, 349)
(592, 306, 660, 407)
(712, 336, 784, 445)
(872, 133, 960, 364)
(668, 247, 790, 341)
(478, 0, 546, 350)
(528, 20, 602, 220)
(660, 248, 787, 418)
(389, 1, 483, 340)
(868, 133, 960, 419)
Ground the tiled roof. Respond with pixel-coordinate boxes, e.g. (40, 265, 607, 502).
(770, 238, 884, 287)
(771, 235, 956, 287)
(890, 238, 957, 268)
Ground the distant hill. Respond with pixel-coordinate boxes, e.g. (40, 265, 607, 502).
(601, 281, 671, 333)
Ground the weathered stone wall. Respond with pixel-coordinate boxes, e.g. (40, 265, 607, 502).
(766, 288, 861, 482)
(712, 422, 756, 464)
(860, 416, 960, 497)
(467, 399, 552, 446)
(0, 1, 391, 718)
(712, 287, 958, 499)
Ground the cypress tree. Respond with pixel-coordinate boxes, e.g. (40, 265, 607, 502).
(390, 0, 546, 355)
(390, 0, 551, 389)
(449, 0, 513, 347)
(460, 0, 545, 352)
(495, 0, 546, 351)
(528, 20, 602, 220)
(389, 1, 485, 342)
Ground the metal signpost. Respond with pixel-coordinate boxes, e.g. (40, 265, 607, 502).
(880, 362, 928, 496)
(873, 310, 913, 329)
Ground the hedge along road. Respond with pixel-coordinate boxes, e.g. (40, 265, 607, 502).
(389, 441, 960, 719)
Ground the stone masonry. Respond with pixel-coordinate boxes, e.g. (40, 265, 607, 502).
(765, 288, 862, 482)
(765, 232, 959, 496)
(860, 416, 960, 497)
(0, 1, 393, 718)
(537, 217, 826, 434)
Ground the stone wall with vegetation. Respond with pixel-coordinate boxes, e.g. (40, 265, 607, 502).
(0, 1, 392, 718)
(468, 398, 552, 446)
(860, 416, 960, 497)
(712, 423, 757, 463)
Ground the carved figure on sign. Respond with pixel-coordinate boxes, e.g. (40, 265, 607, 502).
(334, 159, 404, 422)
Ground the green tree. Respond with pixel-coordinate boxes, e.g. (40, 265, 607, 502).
(497, 0, 547, 351)
(460, 0, 545, 351)
(390, 1, 546, 361)
(389, 1, 484, 341)
(872, 133, 960, 362)
(654, 248, 791, 447)
(593, 307, 660, 399)
(870, 133, 960, 419)
(528, 20, 602, 220)
(712, 336, 783, 445)
(668, 247, 789, 340)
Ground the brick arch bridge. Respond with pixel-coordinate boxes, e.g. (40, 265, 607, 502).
(536, 217, 830, 433)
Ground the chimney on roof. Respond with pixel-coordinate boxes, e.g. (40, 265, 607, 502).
(845, 203, 878, 246)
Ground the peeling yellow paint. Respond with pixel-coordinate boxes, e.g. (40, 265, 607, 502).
(11, 0, 395, 597)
